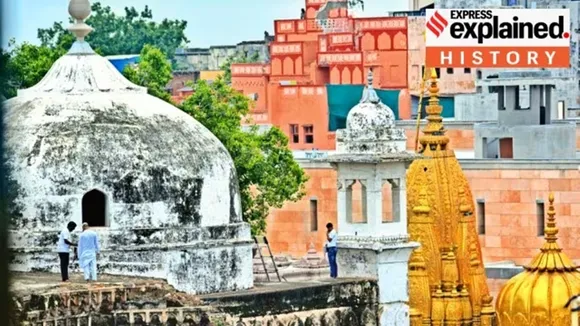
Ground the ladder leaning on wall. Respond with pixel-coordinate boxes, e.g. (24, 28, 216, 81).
(253, 236, 283, 282)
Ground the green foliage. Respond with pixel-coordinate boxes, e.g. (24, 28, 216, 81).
(220, 51, 261, 84)
(180, 79, 308, 235)
(123, 45, 173, 102)
(37, 2, 188, 57)
(0, 39, 67, 98)
(2, 2, 187, 98)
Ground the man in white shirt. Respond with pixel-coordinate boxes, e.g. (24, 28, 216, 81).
(78, 223, 101, 282)
(56, 221, 77, 282)
(325, 222, 338, 278)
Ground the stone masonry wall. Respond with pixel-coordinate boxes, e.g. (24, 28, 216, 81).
(13, 278, 378, 326)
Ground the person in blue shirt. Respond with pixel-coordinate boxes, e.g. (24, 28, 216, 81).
(77, 223, 100, 282)
(325, 222, 338, 278)
(56, 221, 77, 282)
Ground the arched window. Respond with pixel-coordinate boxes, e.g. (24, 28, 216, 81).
(82, 189, 107, 227)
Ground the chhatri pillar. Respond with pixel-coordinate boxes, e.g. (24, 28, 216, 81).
(323, 70, 420, 326)
(398, 88, 412, 120)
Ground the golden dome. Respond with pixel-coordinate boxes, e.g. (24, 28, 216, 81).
(496, 193, 580, 326)
(406, 68, 495, 325)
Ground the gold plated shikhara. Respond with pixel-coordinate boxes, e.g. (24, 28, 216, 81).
(407, 68, 496, 325)
(496, 193, 580, 326)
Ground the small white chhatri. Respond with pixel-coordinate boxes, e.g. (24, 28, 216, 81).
(323, 69, 420, 326)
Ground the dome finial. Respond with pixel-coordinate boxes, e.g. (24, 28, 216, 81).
(367, 68, 374, 86)
(68, 0, 93, 42)
(360, 68, 381, 104)
(544, 192, 558, 242)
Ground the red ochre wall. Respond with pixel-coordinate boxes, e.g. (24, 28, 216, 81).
(269, 85, 335, 150)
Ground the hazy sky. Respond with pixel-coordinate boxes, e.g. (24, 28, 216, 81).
(1, 0, 409, 49)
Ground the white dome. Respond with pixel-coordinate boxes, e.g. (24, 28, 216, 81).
(346, 101, 396, 132)
(335, 70, 406, 154)
(6, 2, 253, 295)
(3, 45, 242, 230)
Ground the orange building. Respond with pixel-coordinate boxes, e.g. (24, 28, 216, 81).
(232, 1, 478, 151)
(231, 0, 415, 151)
(231, 1, 580, 267)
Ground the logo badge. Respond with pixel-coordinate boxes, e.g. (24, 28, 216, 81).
(425, 9, 571, 68)
(426, 11, 448, 38)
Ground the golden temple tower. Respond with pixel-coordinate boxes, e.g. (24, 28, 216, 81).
(496, 193, 580, 326)
(406, 69, 495, 325)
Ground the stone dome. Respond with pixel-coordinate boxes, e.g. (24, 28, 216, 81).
(346, 100, 396, 132)
(335, 69, 405, 154)
(5, 0, 253, 295)
(345, 76, 396, 132)
(495, 194, 580, 326)
(3, 43, 242, 230)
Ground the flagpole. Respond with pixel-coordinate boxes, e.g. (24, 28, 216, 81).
(414, 31, 429, 152)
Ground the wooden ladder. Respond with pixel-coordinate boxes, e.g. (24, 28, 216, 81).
(254, 236, 282, 282)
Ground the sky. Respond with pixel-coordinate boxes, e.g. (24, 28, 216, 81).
(1, 0, 409, 49)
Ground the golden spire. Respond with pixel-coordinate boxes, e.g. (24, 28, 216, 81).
(469, 243, 480, 268)
(460, 285, 473, 324)
(458, 187, 471, 216)
(525, 192, 577, 272)
(544, 192, 558, 242)
(419, 68, 450, 152)
(413, 185, 430, 215)
(409, 241, 427, 270)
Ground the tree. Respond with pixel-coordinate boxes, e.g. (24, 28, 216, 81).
(123, 44, 173, 102)
(1, 2, 187, 99)
(38, 2, 188, 57)
(0, 39, 67, 98)
(220, 51, 261, 84)
(180, 79, 308, 235)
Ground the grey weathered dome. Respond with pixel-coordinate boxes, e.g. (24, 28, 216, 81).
(346, 101, 396, 132)
(336, 69, 406, 154)
(3, 45, 242, 229)
(345, 70, 396, 133)
(5, 0, 252, 296)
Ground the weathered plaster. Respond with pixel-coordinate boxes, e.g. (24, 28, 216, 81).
(4, 45, 252, 295)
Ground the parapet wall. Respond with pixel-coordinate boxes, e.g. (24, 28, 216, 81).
(9, 224, 254, 295)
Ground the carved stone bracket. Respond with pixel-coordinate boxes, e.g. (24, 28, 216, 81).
(337, 179, 356, 191)
(386, 179, 400, 188)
